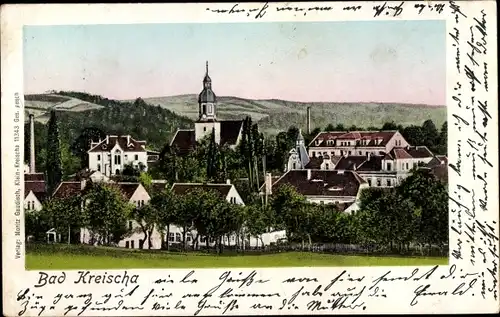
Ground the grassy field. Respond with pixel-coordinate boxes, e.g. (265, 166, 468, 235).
(26, 244, 448, 270)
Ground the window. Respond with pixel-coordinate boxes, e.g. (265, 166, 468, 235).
(141, 200, 145, 207)
(175, 233, 181, 242)
(340, 150, 344, 156)
(386, 179, 391, 187)
(413, 162, 417, 169)
(376, 178, 382, 187)
(312, 151, 316, 158)
(168, 233, 174, 242)
(97, 155, 101, 161)
(406, 163, 409, 170)
(208, 104, 213, 114)
(134, 154, 139, 161)
(232, 236, 235, 242)
(331, 152, 334, 156)
(367, 179, 372, 186)
(292, 163, 297, 169)
(114, 154, 121, 165)
(128, 221, 133, 230)
(125, 241, 130, 248)
(386, 162, 392, 171)
(97, 164, 101, 172)
(348, 151, 352, 155)
(115, 169, 120, 175)
(124, 154, 128, 161)
(200, 236, 206, 243)
(202, 104, 206, 114)
(325, 163, 330, 170)
(203, 127, 207, 132)
(359, 151, 362, 155)
(130, 240, 135, 249)
(187, 233, 192, 242)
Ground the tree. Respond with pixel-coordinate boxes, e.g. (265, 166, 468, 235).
(397, 168, 448, 250)
(149, 188, 178, 250)
(46, 110, 63, 194)
(83, 183, 134, 245)
(61, 141, 81, 179)
(130, 203, 156, 249)
(422, 119, 440, 147)
(71, 127, 106, 169)
(382, 121, 398, 130)
(269, 184, 307, 240)
(43, 195, 83, 244)
(325, 123, 335, 131)
(25, 209, 52, 242)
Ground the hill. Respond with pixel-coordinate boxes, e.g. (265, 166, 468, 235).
(24, 92, 194, 176)
(137, 95, 447, 135)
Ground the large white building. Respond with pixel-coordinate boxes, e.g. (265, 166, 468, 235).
(87, 135, 149, 176)
(170, 62, 244, 154)
(307, 130, 409, 158)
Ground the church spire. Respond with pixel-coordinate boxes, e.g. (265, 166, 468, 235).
(203, 60, 212, 88)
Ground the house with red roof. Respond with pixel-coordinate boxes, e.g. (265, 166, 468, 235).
(261, 170, 369, 214)
(170, 62, 244, 155)
(87, 135, 149, 177)
(24, 173, 47, 211)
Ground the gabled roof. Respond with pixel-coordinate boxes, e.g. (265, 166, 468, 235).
(170, 120, 243, 155)
(24, 173, 45, 181)
(335, 156, 368, 171)
(88, 135, 147, 153)
(272, 170, 366, 198)
(170, 129, 196, 155)
(390, 148, 413, 159)
(52, 181, 86, 199)
(25, 180, 47, 202)
(115, 182, 141, 200)
(220, 120, 243, 145)
(406, 146, 434, 158)
(309, 131, 398, 148)
(171, 183, 232, 198)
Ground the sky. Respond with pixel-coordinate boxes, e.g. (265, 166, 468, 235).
(24, 21, 445, 105)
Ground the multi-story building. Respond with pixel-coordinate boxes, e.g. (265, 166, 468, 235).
(307, 130, 409, 158)
(87, 135, 149, 176)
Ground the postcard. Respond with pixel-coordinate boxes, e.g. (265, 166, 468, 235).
(1, 1, 499, 316)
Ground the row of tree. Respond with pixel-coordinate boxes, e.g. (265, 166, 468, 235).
(27, 166, 448, 255)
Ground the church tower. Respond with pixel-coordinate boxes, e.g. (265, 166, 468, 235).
(195, 61, 221, 143)
(198, 61, 217, 121)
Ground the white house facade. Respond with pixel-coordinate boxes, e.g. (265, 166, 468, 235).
(87, 135, 148, 177)
(307, 130, 409, 158)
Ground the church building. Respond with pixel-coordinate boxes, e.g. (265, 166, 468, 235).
(170, 62, 244, 154)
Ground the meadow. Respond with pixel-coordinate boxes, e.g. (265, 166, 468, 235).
(26, 244, 448, 270)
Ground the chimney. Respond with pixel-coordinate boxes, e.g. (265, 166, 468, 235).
(29, 114, 36, 173)
(307, 106, 311, 134)
(226, 179, 231, 185)
(265, 173, 272, 195)
(81, 179, 87, 190)
(367, 152, 371, 160)
(307, 169, 312, 180)
(127, 135, 130, 145)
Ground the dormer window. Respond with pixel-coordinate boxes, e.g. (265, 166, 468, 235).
(102, 144, 107, 150)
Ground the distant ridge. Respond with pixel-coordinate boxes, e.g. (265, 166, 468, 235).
(133, 94, 447, 135)
(25, 92, 446, 136)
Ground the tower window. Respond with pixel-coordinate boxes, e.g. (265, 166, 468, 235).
(204, 127, 207, 132)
